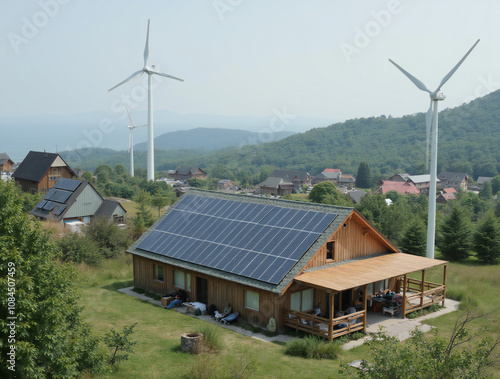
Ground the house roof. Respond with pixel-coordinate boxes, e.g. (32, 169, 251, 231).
(437, 172, 468, 182)
(348, 189, 367, 204)
(127, 189, 363, 294)
(30, 178, 91, 221)
(442, 187, 457, 194)
(258, 176, 292, 189)
(270, 169, 310, 182)
(389, 173, 410, 181)
(377, 180, 420, 195)
(0, 153, 14, 166)
(408, 174, 438, 184)
(339, 174, 355, 183)
(477, 176, 494, 185)
(295, 253, 447, 292)
(94, 199, 126, 219)
(176, 166, 205, 176)
(437, 193, 456, 202)
(314, 172, 340, 180)
(323, 169, 341, 173)
(12, 151, 75, 182)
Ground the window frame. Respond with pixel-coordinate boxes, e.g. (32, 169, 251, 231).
(326, 240, 335, 261)
(245, 290, 259, 311)
(174, 270, 191, 291)
(153, 264, 165, 282)
(290, 288, 314, 312)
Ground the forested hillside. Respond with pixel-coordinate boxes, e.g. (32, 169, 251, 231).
(63, 90, 500, 180)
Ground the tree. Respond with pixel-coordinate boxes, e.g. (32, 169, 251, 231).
(473, 213, 500, 264)
(479, 180, 493, 200)
(0, 180, 105, 378)
(309, 181, 351, 206)
(437, 206, 472, 261)
(400, 219, 426, 256)
(356, 162, 371, 188)
(151, 190, 171, 217)
(83, 218, 130, 259)
(133, 190, 155, 234)
(103, 323, 137, 365)
(343, 307, 500, 378)
(491, 175, 500, 195)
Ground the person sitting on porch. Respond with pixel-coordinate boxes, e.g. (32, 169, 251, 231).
(215, 302, 232, 321)
(313, 304, 322, 317)
(354, 297, 363, 310)
(165, 288, 188, 309)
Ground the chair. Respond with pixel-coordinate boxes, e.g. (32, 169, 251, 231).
(221, 312, 239, 325)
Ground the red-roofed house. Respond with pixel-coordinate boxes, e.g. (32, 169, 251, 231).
(323, 168, 341, 173)
(375, 180, 420, 195)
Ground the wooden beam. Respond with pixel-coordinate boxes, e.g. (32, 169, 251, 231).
(402, 274, 407, 317)
(420, 269, 425, 315)
(328, 292, 334, 341)
(363, 284, 367, 332)
(442, 264, 447, 307)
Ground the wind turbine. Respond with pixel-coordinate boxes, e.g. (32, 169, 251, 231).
(389, 39, 479, 259)
(125, 107, 146, 177)
(109, 19, 183, 181)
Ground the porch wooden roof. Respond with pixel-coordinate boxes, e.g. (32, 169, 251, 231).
(294, 253, 447, 292)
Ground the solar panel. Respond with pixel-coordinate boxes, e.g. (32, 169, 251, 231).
(137, 195, 337, 285)
(45, 188, 72, 203)
(37, 200, 47, 209)
(53, 178, 82, 192)
(53, 205, 66, 216)
(43, 201, 56, 211)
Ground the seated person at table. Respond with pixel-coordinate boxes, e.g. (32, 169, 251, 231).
(165, 289, 188, 309)
(215, 302, 232, 321)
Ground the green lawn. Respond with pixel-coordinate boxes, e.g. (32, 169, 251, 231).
(76, 256, 500, 378)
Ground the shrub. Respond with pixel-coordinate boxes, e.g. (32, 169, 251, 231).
(57, 232, 103, 266)
(83, 218, 130, 259)
(284, 336, 341, 360)
(196, 325, 224, 353)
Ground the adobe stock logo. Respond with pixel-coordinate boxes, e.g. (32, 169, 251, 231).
(7, 0, 72, 54)
(340, 0, 404, 63)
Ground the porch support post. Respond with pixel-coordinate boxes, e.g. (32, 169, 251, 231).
(402, 274, 407, 318)
(328, 291, 334, 341)
(442, 264, 447, 306)
(420, 269, 425, 314)
(363, 284, 367, 332)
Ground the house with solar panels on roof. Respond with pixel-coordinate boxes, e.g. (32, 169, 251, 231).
(128, 189, 448, 340)
(30, 178, 126, 227)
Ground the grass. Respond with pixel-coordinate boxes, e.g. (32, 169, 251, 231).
(284, 336, 342, 359)
(75, 256, 500, 378)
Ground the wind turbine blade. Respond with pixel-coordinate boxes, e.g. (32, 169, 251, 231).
(389, 59, 431, 94)
(125, 106, 136, 126)
(152, 70, 184, 82)
(436, 39, 480, 91)
(109, 70, 144, 91)
(144, 19, 150, 67)
(425, 99, 433, 170)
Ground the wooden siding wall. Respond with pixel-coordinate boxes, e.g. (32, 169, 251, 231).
(133, 255, 283, 328)
(304, 213, 389, 270)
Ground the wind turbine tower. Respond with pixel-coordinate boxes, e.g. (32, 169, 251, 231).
(125, 107, 146, 177)
(389, 39, 479, 259)
(109, 19, 183, 181)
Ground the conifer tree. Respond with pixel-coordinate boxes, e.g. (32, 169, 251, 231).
(474, 213, 500, 264)
(400, 219, 426, 256)
(356, 162, 371, 188)
(437, 206, 472, 261)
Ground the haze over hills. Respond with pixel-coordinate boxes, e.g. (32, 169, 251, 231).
(133, 128, 296, 151)
(62, 90, 500, 180)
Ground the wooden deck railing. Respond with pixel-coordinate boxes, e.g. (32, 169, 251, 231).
(282, 308, 365, 340)
(399, 276, 445, 316)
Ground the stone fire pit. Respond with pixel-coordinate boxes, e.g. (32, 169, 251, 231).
(181, 332, 204, 354)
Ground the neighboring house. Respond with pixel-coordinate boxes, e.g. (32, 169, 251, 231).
(338, 174, 356, 189)
(128, 190, 447, 341)
(13, 151, 76, 194)
(322, 168, 341, 173)
(375, 180, 420, 195)
(348, 189, 367, 204)
(0, 153, 14, 174)
(171, 166, 207, 181)
(436, 193, 456, 204)
(475, 176, 494, 190)
(218, 179, 232, 190)
(408, 175, 437, 195)
(257, 177, 293, 197)
(30, 178, 126, 224)
(313, 171, 341, 185)
(437, 172, 468, 191)
(269, 169, 312, 188)
(389, 173, 410, 182)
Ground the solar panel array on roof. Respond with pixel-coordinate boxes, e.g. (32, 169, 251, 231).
(37, 200, 47, 209)
(137, 195, 337, 285)
(43, 201, 56, 211)
(53, 205, 66, 216)
(53, 178, 81, 192)
(45, 188, 72, 203)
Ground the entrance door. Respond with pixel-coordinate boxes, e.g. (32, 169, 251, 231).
(196, 277, 208, 305)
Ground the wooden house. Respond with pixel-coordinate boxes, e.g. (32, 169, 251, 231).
(257, 177, 293, 196)
(13, 151, 76, 194)
(0, 153, 14, 174)
(313, 171, 341, 185)
(127, 190, 447, 340)
(408, 174, 436, 195)
(338, 174, 356, 189)
(269, 169, 312, 188)
(437, 172, 468, 191)
(30, 178, 126, 224)
(172, 166, 207, 181)
(375, 180, 420, 195)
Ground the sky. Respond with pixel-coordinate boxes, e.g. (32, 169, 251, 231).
(1, 1, 500, 160)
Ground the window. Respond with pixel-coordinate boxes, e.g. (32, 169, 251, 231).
(290, 288, 314, 312)
(326, 241, 335, 260)
(153, 264, 164, 282)
(174, 270, 191, 291)
(245, 290, 259, 311)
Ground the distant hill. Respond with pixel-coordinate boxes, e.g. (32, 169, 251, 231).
(62, 90, 500, 180)
(133, 128, 296, 151)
